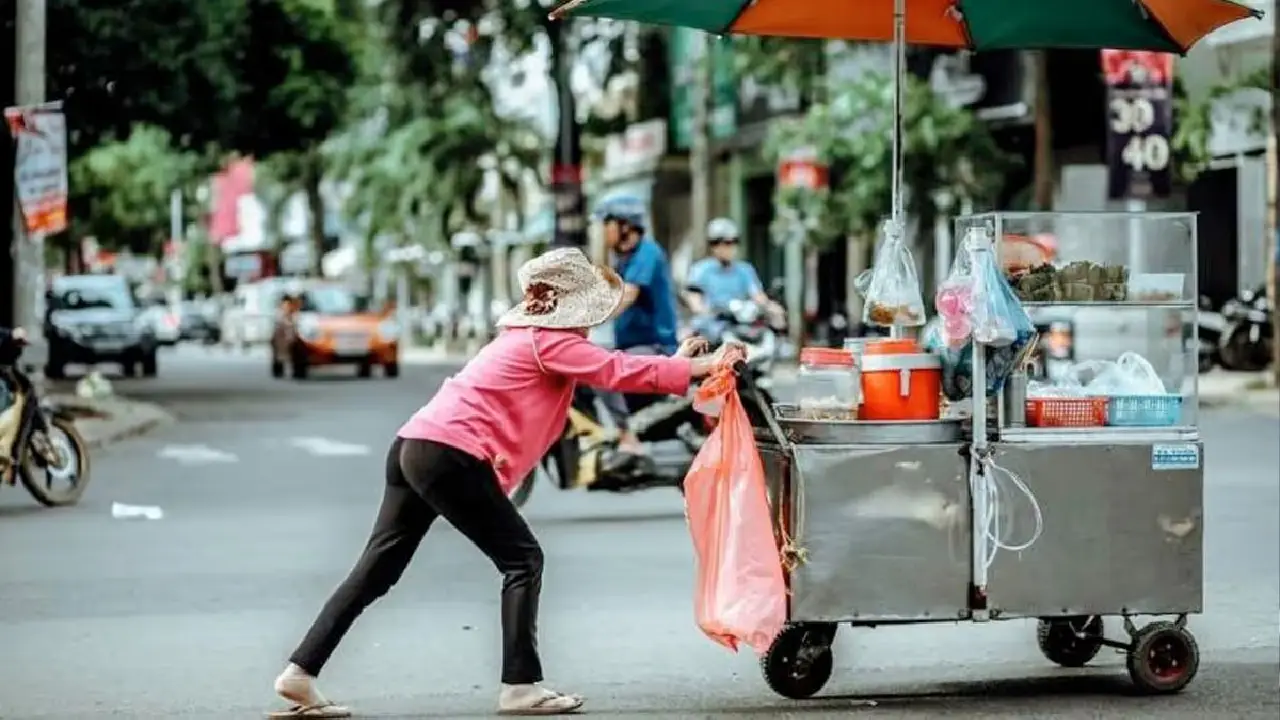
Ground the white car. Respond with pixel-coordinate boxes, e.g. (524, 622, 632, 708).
(220, 279, 288, 349)
(138, 303, 181, 346)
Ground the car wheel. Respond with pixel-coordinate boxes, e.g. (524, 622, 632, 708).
(44, 362, 66, 380)
(357, 361, 373, 379)
(141, 350, 159, 378)
(121, 360, 138, 378)
(271, 356, 285, 378)
(384, 362, 400, 378)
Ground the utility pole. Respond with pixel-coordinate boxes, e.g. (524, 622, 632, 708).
(9, 0, 47, 368)
(688, 31, 713, 258)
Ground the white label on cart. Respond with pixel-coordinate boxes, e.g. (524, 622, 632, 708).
(1152, 443, 1200, 471)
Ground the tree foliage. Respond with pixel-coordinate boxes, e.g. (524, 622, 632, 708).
(67, 125, 201, 253)
(764, 73, 1016, 246)
(22, 0, 248, 155)
(1171, 66, 1271, 183)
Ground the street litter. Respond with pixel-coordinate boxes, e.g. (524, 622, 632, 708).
(156, 444, 239, 465)
(289, 437, 371, 457)
(75, 371, 114, 400)
(111, 502, 163, 520)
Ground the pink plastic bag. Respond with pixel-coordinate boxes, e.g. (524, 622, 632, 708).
(684, 365, 787, 655)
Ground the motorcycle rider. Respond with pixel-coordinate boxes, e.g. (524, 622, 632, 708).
(592, 194, 680, 457)
(684, 217, 784, 341)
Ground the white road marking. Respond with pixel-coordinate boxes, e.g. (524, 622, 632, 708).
(156, 444, 239, 465)
(289, 436, 371, 457)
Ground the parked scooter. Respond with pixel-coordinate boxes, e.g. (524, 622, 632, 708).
(1217, 286, 1273, 372)
(1196, 295, 1226, 373)
(0, 332, 92, 506)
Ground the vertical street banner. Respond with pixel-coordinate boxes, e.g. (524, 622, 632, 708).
(1101, 50, 1174, 200)
(4, 103, 68, 235)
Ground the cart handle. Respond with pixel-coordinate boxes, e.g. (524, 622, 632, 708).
(732, 360, 789, 448)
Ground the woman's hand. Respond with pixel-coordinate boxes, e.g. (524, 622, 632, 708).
(688, 341, 746, 379)
(676, 334, 709, 358)
(713, 341, 746, 367)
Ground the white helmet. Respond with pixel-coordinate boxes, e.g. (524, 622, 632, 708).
(706, 217, 739, 242)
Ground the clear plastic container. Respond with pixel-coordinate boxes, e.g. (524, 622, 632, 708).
(797, 347, 859, 421)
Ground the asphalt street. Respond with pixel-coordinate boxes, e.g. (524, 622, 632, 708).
(1, 344, 1276, 719)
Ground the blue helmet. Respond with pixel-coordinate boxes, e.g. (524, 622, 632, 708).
(591, 193, 647, 232)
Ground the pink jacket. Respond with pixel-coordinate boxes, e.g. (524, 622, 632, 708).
(398, 327, 693, 494)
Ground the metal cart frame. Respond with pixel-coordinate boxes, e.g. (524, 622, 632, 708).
(749, 212, 1204, 700)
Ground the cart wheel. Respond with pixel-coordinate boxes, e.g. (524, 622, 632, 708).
(1036, 616, 1104, 668)
(760, 623, 836, 700)
(1126, 621, 1200, 694)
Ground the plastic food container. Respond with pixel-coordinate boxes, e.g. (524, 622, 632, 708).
(863, 338, 920, 356)
(860, 352, 942, 421)
(797, 347, 859, 420)
(1127, 273, 1185, 302)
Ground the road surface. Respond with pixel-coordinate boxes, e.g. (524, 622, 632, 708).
(1, 345, 1276, 718)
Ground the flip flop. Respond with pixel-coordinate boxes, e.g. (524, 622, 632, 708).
(497, 691, 584, 716)
(265, 701, 352, 718)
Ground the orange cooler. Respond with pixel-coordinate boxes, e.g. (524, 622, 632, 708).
(859, 352, 942, 421)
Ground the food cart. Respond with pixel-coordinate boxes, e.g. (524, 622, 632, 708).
(750, 212, 1203, 700)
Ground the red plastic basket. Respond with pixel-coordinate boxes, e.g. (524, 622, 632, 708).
(1025, 397, 1108, 428)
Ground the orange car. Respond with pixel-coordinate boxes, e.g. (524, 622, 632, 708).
(270, 284, 400, 379)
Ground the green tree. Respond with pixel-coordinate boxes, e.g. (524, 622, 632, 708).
(0, 0, 249, 155)
(230, 0, 360, 275)
(765, 72, 1015, 290)
(731, 36, 829, 105)
(67, 125, 201, 254)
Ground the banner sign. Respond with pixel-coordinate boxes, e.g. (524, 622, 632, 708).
(4, 103, 68, 235)
(1101, 50, 1174, 201)
(777, 146, 829, 191)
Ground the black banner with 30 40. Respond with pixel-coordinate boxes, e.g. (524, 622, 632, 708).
(1102, 50, 1174, 201)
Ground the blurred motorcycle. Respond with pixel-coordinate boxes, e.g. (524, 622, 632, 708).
(1196, 295, 1226, 373)
(0, 333, 92, 506)
(694, 299, 783, 389)
(1217, 286, 1273, 372)
(505, 352, 775, 509)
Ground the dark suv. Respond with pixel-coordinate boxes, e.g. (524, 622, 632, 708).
(44, 275, 159, 379)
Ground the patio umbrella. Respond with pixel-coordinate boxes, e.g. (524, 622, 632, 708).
(550, 0, 1264, 273)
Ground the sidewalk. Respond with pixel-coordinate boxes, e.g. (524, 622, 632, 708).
(50, 394, 175, 449)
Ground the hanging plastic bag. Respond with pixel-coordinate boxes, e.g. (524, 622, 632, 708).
(684, 364, 787, 655)
(862, 223, 926, 327)
(934, 239, 978, 350)
(924, 231, 1038, 401)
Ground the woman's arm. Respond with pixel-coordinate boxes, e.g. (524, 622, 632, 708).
(535, 330, 721, 395)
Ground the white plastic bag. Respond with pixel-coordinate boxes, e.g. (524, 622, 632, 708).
(1085, 351, 1167, 394)
(862, 223, 926, 327)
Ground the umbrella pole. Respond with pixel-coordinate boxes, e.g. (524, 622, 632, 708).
(887, 0, 907, 341)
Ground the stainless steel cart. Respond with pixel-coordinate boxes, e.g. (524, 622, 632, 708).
(749, 212, 1204, 700)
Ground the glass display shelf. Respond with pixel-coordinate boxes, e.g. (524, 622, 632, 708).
(955, 211, 1199, 306)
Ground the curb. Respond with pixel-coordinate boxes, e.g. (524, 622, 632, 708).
(50, 396, 176, 450)
(84, 412, 173, 451)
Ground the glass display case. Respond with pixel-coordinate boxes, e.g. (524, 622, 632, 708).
(954, 211, 1200, 437)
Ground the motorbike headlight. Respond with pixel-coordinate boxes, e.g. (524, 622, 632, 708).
(295, 316, 322, 342)
(377, 319, 401, 341)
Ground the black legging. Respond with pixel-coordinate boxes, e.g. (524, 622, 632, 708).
(290, 437, 544, 684)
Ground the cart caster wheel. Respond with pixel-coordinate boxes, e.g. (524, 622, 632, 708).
(1126, 621, 1200, 694)
(1037, 616, 1104, 667)
(760, 623, 836, 700)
